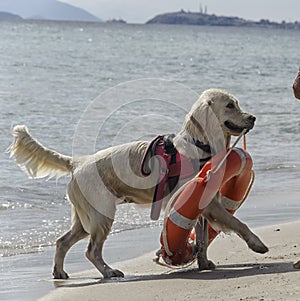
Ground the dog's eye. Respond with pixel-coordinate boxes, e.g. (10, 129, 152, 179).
(226, 103, 235, 109)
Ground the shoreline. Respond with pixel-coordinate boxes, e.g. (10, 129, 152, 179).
(0, 226, 162, 301)
(2, 186, 300, 301)
(38, 221, 300, 301)
(2, 187, 300, 301)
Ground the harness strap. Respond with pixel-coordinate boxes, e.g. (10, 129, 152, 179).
(140, 135, 164, 176)
(193, 139, 212, 154)
(151, 139, 171, 220)
(141, 134, 212, 220)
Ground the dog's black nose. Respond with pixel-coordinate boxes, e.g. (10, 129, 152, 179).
(248, 115, 256, 122)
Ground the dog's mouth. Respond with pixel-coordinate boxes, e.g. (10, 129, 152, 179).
(224, 120, 252, 134)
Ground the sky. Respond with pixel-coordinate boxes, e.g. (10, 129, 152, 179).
(61, 0, 300, 23)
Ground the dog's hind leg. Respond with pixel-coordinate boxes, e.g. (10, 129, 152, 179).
(53, 208, 88, 279)
(85, 211, 124, 279)
(195, 217, 216, 271)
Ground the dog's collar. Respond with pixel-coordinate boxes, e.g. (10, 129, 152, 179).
(193, 139, 212, 154)
(189, 115, 212, 154)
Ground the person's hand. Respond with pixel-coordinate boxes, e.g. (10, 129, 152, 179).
(293, 68, 300, 100)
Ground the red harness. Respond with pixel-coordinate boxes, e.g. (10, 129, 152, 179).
(140, 135, 211, 220)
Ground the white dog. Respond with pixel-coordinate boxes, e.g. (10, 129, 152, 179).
(9, 89, 268, 279)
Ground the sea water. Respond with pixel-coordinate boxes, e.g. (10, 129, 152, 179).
(0, 20, 300, 300)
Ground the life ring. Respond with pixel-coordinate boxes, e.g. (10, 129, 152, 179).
(206, 168, 255, 245)
(160, 147, 253, 266)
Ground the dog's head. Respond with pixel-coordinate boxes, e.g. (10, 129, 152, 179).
(203, 89, 256, 136)
(181, 89, 255, 154)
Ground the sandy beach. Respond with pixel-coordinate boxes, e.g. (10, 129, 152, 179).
(38, 221, 300, 301)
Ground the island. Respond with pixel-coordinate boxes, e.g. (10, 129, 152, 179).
(0, 11, 22, 20)
(146, 10, 300, 30)
(0, 0, 100, 22)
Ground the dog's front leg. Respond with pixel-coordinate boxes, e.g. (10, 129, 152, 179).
(195, 216, 216, 271)
(203, 198, 269, 254)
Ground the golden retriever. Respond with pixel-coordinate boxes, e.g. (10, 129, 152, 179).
(9, 88, 268, 279)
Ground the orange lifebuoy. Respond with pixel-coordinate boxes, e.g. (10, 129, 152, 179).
(160, 147, 253, 266)
(206, 168, 255, 245)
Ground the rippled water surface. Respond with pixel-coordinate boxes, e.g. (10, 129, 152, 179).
(1, 20, 300, 259)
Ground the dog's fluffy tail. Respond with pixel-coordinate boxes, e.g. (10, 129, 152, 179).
(8, 125, 73, 179)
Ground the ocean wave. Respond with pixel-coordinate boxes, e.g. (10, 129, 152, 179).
(0, 243, 47, 258)
(264, 163, 298, 171)
(0, 201, 33, 210)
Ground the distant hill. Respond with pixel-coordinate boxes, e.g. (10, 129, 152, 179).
(146, 10, 300, 30)
(0, 0, 100, 22)
(0, 11, 22, 20)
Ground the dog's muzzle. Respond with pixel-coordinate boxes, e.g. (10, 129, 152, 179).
(225, 114, 256, 134)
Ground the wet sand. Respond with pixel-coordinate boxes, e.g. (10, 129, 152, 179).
(1, 227, 162, 301)
(38, 221, 300, 301)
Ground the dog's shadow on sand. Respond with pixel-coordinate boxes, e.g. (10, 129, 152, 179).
(53, 261, 299, 289)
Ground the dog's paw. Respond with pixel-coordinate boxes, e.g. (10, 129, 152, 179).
(247, 236, 269, 254)
(104, 268, 124, 278)
(52, 269, 69, 279)
(252, 243, 269, 254)
(197, 258, 216, 271)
